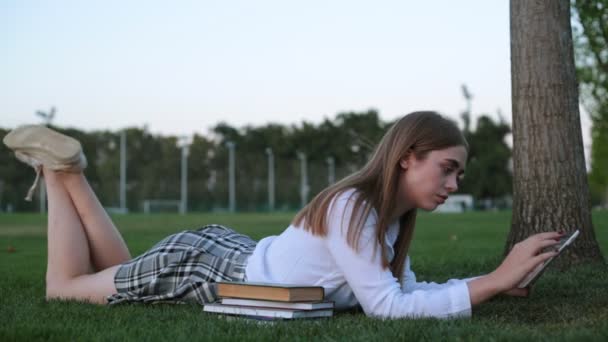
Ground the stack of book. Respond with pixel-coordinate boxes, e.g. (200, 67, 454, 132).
(203, 282, 334, 320)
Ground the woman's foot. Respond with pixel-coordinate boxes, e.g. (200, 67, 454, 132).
(3, 125, 87, 201)
(3, 125, 87, 171)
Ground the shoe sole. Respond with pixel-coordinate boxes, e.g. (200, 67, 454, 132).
(3, 125, 82, 163)
(18, 150, 87, 172)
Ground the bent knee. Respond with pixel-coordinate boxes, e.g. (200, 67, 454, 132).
(45, 281, 109, 304)
(45, 269, 118, 304)
(45, 278, 69, 300)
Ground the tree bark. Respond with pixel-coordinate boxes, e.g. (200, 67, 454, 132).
(507, 0, 604, 266)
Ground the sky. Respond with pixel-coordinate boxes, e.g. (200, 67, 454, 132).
(0, 0, 592, 162)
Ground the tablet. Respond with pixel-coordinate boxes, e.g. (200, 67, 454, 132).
(517, 229, 580, 288)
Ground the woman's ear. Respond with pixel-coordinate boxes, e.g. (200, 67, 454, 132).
(399, 158, 408, 170)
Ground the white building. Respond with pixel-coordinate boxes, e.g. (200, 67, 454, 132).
(435, 194, 474, 213)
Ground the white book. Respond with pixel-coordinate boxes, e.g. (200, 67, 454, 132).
(221, 298, 334, 310)
(203, 303, 333, 319)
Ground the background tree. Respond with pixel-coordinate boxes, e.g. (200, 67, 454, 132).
(187, 133, 216, 211)
(507, 0, 604, 265)
(2, 108, 519, 213)
(572, 0, 608, 207)
(0, 128, 32, 212)
(460, 115, 512, 207)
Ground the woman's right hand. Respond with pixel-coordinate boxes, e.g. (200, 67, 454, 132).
(467, 232, 562, 306)
(489, 231, 563, 292)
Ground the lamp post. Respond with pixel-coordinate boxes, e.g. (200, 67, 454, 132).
(265, 148, 275, 211)
(34, 106, 56, 215)
(178, 136, 191, 215)
(226, 141, 236, 212)
(326, 156, 335, 185)
(119, 130, 127, 213)
(297, 152, 309, 208)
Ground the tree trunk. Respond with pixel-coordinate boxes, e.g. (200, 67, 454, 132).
(507, 0, 604, 266)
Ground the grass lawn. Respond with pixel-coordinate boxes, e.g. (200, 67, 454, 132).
(1, 211, 607, 341)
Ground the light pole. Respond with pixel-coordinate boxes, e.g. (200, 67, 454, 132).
(119, 130, 127, 213)
(461, 84, 474, 133)
(297, 152, 309, 208)
(326, 156, 335, 185)
(265, 148, 275, 211)
(462, 84, 473, 116)
(35, 106, 56, 215)
(226, 141, 236, 212)
(178, 136, 191, 215)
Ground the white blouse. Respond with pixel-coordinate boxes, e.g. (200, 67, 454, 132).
(245, 188, 475, 319)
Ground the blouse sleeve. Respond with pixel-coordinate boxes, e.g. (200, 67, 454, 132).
(325, 193, 473, 319)
(401, 256, 482, 293)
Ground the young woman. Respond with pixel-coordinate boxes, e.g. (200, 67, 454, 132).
(3, 111, 562, 319)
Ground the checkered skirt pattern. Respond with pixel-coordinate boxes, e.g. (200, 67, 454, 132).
(107, 224, 257, 305)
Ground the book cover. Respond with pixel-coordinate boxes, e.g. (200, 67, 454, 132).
(216, 281, 324, 302)
(220, 298, 334, 310)
(203, 303, 333, 319)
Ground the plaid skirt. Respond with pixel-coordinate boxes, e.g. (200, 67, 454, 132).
(107, 224, 257, 305)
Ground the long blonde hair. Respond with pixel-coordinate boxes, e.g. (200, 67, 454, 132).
(292, 111, 468, 283)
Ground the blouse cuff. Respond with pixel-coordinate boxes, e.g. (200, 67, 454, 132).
(446, 281, 473, 318)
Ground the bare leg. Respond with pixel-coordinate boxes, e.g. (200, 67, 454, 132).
(44, 169, 120, 304)
(58, 172, 131, 269)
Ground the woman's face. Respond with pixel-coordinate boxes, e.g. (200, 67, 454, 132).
(397, 145, 467, 211)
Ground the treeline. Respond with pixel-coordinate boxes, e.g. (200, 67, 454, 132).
(0, 110, 513, 212)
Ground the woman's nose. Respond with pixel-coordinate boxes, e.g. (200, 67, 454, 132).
(446, 176, 458, 193)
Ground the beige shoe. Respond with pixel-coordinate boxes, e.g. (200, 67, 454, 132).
(3, 125, 86, 169)
(3, 125, 88, 201)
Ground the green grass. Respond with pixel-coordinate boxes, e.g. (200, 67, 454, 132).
(1, 211, 607, 341)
